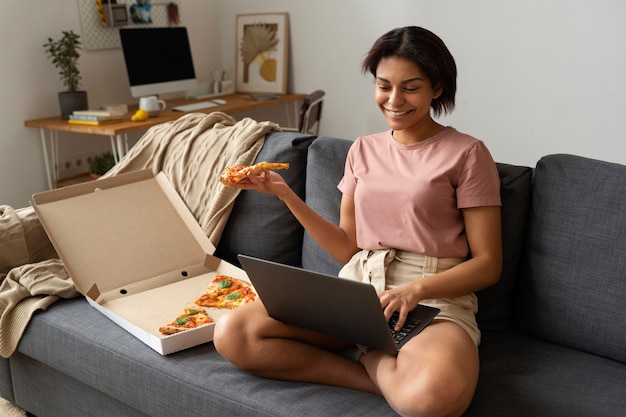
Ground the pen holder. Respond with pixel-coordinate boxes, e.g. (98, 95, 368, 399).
(220, 80, 234, 94)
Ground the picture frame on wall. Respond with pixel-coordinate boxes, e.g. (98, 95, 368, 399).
(235, 12, 289, 94)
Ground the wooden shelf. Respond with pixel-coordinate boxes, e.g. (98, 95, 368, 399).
(26, 92, 305, 190)
(25, 93, 305, 137)
(55, 173, 94, 188)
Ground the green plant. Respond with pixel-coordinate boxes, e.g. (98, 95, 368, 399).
(43, 30, 83, 92)
(88, 152, 115, 176)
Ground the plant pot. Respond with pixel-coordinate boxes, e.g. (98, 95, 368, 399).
(58, 91, 88, 119)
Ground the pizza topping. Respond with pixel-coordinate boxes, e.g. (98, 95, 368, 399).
(219, 161, 290, 186)
(159, 274, 256, 335)
(159, 307, 214, 335)
(194, 274, 257, 309)
(218, 279, 232, 289)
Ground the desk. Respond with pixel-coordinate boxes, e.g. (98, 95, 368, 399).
(25, 93, 305, 189)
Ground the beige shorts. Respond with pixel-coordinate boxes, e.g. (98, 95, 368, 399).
(338, 249, 481, 346)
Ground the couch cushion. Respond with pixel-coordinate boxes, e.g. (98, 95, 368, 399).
(516, 154, 626, 363)
(215, 131, 316, 267)
(475, 163, 532, 331)
(12, 353, 148, 417)
(17, 297, 399, 417)
(466, 329, 626, 417)
(302, 137, 351, 275)
(0, 357, 14, 403)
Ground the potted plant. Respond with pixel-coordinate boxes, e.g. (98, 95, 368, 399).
(43, 30, 88, 119)
(88, 152, 116, 179)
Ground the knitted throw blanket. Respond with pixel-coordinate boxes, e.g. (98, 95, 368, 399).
(0, 260, 77, 358)
(1, 205, 77, 358)
(104, 111, 279, 245)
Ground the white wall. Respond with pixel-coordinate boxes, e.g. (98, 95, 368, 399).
(2, 0, 625, 208)
(217, 0, 626, 168)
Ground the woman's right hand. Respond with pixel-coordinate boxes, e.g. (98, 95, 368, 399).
(228, 170, 291, 199)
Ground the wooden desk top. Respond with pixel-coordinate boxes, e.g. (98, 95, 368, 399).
(24, 93, 305, 136)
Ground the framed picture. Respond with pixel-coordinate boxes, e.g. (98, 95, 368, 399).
(235, 12, 289, 94)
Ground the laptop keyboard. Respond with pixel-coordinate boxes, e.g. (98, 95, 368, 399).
(388, 312, 421, 345)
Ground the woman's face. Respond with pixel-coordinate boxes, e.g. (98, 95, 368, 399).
(374, 56, 441, 141)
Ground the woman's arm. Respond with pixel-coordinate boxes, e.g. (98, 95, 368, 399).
(232, 171, 360, 264)
(379, 205, 502, 324)
(281, 187, 359, 264)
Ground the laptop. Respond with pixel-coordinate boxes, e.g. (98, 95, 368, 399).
(237, 254, 440, 356)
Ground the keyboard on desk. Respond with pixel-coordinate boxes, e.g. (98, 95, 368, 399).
(172, 101, 219, 112)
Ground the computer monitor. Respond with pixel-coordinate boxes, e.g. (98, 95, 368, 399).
(119, 27, 198, 98)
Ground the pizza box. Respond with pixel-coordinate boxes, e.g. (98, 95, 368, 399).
(32, 169, 250, 355)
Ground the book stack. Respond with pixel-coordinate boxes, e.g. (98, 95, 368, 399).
(68, 109, 126, 125)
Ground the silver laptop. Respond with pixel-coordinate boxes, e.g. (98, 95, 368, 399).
(237, 254, 440, 356)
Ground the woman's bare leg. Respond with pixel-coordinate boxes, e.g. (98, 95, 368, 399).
(215, 302, 478, 416)
(213, 300, 380, 394)
(360, 320, 479, 417)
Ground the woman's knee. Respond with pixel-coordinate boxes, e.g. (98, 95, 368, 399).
(213, 306, 255, 364)
(388, 382, 473, 417)
(384, 324, 478, 417)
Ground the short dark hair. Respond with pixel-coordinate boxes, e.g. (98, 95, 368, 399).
(362, 26, 457, 117)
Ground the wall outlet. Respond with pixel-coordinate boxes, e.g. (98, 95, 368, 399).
(58, 152, 97, 179)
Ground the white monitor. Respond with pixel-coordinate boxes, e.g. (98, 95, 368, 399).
(119, 27, 198, 98)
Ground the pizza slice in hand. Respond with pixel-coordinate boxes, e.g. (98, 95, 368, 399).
(219, 161, 289, 186)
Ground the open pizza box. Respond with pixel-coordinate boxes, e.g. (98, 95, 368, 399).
(32, 169, 249, 355)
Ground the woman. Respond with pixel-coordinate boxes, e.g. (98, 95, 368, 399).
(213, 26, 502, 417)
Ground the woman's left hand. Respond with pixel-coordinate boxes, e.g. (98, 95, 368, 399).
(378, 283, 423, 331)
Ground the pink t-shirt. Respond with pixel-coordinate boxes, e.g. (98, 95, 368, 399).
(338, 128, 501, 258)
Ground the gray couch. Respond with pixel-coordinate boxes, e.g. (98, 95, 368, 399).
(1, 132, 625, 417)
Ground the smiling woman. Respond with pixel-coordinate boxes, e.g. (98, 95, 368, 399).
(213, 26, 502, 417)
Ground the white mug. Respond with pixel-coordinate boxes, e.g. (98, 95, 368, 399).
(139, 96, 166, 117)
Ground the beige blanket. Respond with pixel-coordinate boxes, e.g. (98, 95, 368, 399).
(104, 111, 279, 245)
(0, 205, 76, 358)
(0, 260, 77, 358)
(0, 206, 57, 274)
(0, 112, 279, 357)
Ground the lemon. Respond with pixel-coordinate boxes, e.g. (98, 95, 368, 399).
(131, 109, 149, 122)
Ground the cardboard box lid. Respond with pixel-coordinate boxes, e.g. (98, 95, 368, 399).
(32, 170, 217, 297)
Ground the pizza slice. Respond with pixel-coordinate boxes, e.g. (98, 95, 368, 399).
(219, 161, 289, 186)
(159, 307, 214, 335)
(194, 274, 257, 309)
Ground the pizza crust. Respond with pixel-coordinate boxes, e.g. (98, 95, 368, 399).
(219, 162, 289, 186)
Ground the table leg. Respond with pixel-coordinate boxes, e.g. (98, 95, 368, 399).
(39, 128, 58, 190)
(120, 133, 128, 155)
(110, 134, 128, 163)
(109, 136, 119, 163)
(109, 134, 131, 163)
